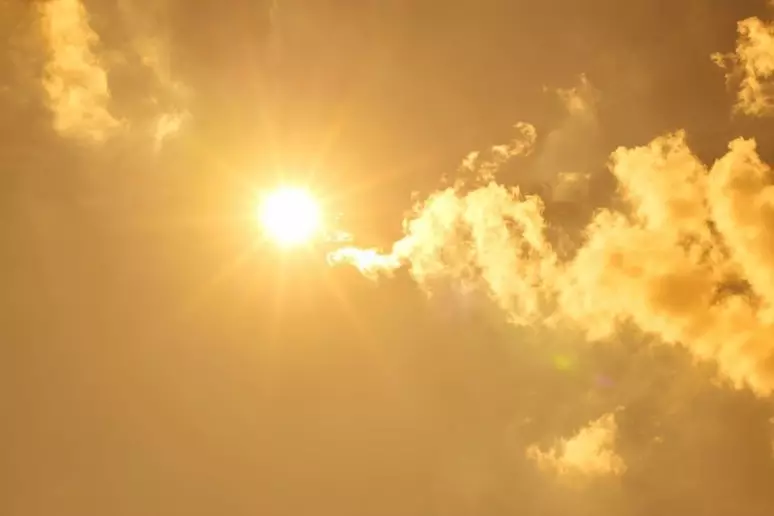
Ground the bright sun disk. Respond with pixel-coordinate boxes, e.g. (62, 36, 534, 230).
(257, 187, 322, 247)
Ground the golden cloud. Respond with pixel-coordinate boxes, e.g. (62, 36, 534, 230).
(452, 122, 537, 184)
(37, 0, 189, 146)
(526, 412, 626, 478)
(330, 126, 774, 397)
(714, 16, 774, 116)
(38, 0, 121, 142)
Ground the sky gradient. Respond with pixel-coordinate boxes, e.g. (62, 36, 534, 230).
(4, 1, 774, 515)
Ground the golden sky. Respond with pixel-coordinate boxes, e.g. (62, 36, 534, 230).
(4, 1, 774, 515)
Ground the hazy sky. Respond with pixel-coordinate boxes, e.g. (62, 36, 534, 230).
(4, 1, 774, 515)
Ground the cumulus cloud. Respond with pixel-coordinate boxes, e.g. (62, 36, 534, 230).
(38, 0, 121, 142)
(329, 125, 774, 397)
(329, 176, 558, 325)
(526, 412, 626, 478)
(713, 16, 774, 116)
(560, 133, 774, 396)
(707, 138, 774, 305)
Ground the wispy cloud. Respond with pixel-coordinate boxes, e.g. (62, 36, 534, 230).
(117, 0, 191, 149)
(451, 122, 537, 183)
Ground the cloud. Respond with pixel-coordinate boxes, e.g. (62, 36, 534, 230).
(546, 133, 774, 397)
(713, 16, 774, 116)
(556, 131, 719, 340)
(116, 0, 191, 148)
(342, 97, 592, 300)
(329, 126, 774, 397)
(526, 412, 626, 478)
(560, 134, 774, 396)
(402, 183, 556, 326)
(452, 122, 537, 184)
(36, 0, 189, 147)
(38, 0, 121, 142)
(151, 109, 188, 150)
(451, 76, 601, 204)
(327, 246, 402, 279)
(330, 179, 557, 325)
(532, 75, 602, 204)
(707, 138, 774, 306)
(556, 74, 599, 118)
(552, 171, 591, 204)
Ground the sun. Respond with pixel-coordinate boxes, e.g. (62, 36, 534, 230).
(257, 187, 323, 247)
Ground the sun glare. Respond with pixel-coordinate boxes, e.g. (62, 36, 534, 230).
(258, 187, 323, 247)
